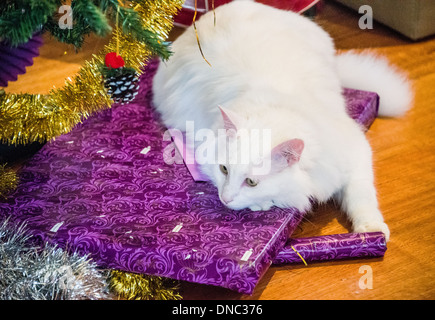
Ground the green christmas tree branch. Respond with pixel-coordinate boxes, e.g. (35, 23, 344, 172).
(43, 16, 87, 49)
(116, 6, 172, 60)
(0, 0, 59, 46)
(0, 0, 173, 60)
(44, 0, 112, 48)
(72, 0, 111, 37)
(103, 0, 173, 60)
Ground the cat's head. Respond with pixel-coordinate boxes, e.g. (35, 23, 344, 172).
(203, 106, 305, 211)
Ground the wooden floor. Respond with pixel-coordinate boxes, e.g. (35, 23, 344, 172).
(5, 1, 435, 300)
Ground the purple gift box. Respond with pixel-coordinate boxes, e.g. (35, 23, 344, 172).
(0, 60, 381, 295)
(0, 60, 304, 295)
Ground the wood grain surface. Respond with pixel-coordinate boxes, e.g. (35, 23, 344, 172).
(5, 1, 434, 300)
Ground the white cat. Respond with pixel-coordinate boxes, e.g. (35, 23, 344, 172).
(152, 0, 413, 241)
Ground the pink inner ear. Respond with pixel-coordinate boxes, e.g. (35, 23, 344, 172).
(271, 139, 304, 167)
(218, 106, 238, 135)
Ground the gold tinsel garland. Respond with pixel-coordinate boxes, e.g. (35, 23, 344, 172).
(0, 0, 184, 145)
(108, 270, 182, 300)
(0, 164, 18, 199)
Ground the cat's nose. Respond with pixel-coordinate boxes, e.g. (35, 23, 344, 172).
(221, 193, 233, 204)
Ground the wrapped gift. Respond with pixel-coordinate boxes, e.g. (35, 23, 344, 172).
(0, 59, 382, 295)
(174, 0, 322, 27)
(0, 60, 305, 295)
(344, 88, 379, 131)
(174, 0, 230, 27)
(273, 232, 387, 265)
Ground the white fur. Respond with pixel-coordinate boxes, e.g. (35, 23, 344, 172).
(152, 1, 411, 240)
(336, 51, 413, 117)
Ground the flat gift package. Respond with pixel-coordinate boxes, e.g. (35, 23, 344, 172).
(174, 0, 322, 27)
(0, 60, 382, 295)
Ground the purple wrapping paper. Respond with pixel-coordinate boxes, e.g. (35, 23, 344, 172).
(273, 232, 387, 265)
(0, 59, 381, 295)
(0, 60, 304, 295)
(343, 87, 379, 131)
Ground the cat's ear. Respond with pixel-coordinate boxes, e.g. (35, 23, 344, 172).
(218, 106, 239, 137)
(271, 139, 304, 169)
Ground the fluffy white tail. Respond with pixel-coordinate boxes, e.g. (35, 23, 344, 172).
(336, 51, 413, 117)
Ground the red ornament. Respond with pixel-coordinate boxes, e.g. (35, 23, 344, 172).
(105, 52, 125, 69)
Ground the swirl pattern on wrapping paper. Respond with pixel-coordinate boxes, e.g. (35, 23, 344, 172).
(0, 60, 303, 295)
(343, 88, 379, 131)
(273, 232, 387, 264)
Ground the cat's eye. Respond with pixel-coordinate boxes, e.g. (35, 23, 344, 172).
(245, 178, 258, 187)
(219, 165, 228, 175)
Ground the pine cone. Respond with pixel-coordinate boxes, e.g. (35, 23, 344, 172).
(104, 69, 139, 104)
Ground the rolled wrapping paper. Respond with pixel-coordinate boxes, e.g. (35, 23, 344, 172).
(273, 232, 387, 265)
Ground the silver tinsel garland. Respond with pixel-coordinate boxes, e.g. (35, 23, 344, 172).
(0, 218, 111, 300)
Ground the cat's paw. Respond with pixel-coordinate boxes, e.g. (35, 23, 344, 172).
(249, 202, 273, 211)
(353, 221, 390, 242)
